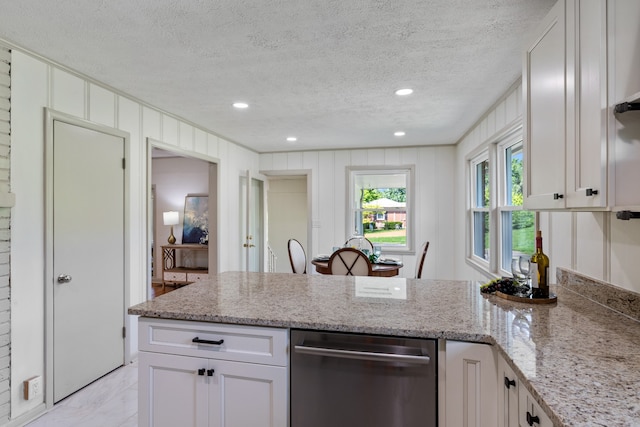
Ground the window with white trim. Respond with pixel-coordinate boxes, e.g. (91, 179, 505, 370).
(470, 153, 490, 264)
(468, 126, 535, 275)
(347, 166, 414, 253)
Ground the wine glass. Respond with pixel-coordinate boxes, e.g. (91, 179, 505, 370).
(519, 255, 531, 285)
(511, 257, 526, 283)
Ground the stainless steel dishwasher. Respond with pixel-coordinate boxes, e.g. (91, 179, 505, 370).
(291, 329, 437, 427)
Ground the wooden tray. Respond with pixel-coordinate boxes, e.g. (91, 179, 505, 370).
(495, 291, 557, 304)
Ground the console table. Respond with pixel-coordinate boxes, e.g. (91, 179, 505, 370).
(161, 244, 208, 288)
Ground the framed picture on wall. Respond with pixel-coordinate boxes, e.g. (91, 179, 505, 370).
(182, 194, 208, 244)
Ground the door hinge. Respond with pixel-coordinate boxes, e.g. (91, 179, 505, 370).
(122, 158, 126, 169)
(122, 326, 126, 338)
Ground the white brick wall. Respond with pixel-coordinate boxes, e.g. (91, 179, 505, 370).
(0, 45, 10, 421)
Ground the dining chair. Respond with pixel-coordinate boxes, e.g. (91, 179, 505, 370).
(415, 241, 430, 279)
(328, 248, 373, 276)
(288, 239, 307, 274)
(343, 237, 374, 253)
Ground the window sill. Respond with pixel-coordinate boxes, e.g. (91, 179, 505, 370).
(465, 257, 499, 281)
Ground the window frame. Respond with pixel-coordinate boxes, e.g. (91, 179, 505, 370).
(469, 151, 492, 268)
(346, 166, 415, 254)
(466, 123, 536, 277)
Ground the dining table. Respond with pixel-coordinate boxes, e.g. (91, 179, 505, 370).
(311, 256, 403, 277)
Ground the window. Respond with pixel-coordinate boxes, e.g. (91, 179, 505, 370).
(468, 126, 535, 275)
(498, 138, 535, 273)
(470, 154, 490, 263)
(347, 166, 414, 253)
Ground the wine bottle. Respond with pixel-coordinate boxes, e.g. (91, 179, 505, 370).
(530, 230, 549, 298)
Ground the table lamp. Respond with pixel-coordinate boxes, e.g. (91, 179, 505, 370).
(163, 211, 179, 244)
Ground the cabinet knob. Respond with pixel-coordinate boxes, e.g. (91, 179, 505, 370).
(504, 376, 516, 389)
(586, 188, 598, 196)
(526, 411, 540, 426)
(207, 369, 215, 376)
(553, 193, 564, 200)
(197, 368, 206, 376)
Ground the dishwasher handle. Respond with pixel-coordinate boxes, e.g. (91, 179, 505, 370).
(294, 344, 431, 365)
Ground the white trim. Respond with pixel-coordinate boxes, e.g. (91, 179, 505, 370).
(44, 108, 131, 409)
(346, 165, 415, 254)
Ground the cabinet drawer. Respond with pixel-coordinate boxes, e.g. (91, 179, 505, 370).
(186, 272, 209, 282)
(138, 318, 288, 366)
(164, 272, 187, 282)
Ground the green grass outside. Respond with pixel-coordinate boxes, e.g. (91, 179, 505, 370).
(364, 229, 406, 245)
(513, 225, 535, 254)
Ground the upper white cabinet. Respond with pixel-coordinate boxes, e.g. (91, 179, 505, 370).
(565, 0, 608, 209)
(524, 0, 567, 210)
(524, 0, 608, 210)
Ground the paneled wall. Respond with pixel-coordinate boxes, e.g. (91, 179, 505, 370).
(260, 146, 456, 279)
(454, 81, 640, 293)
(8, 47, 260, 422)
(0, 46, 10, 424)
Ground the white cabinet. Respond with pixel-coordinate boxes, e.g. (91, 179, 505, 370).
(518, 385, 553, 427)
(445, 341, 497, 427)
(138, 318, 288, 427)
(497, 353, 553, 427)
(565, 0, 608, 209)
(497, 355, 519, 427)
(523, 0, 567, 210)
(524, 0, 608, 210)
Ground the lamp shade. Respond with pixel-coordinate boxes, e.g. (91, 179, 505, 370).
(163, 211, 180, 226)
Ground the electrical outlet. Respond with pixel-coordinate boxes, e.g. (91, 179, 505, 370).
(23, 376, 43, 400)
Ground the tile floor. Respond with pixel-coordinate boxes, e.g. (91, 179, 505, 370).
(25, 362, 138, 427)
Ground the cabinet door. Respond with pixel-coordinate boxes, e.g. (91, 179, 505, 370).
(445, 341, 498, 427)
(524, 0, 567, 209)
(566, 0, 608, 208)
(209, 359, 287, 427)
(139, 351, 209, 427)
(518, 386, 553, 427)
(497, 355, 519, 427)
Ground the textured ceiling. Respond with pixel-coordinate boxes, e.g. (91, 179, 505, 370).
(0, 0, 555, 153)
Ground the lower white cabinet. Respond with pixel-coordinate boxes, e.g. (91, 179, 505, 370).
(137, 318, 288, 427)
(497, 355, 520, 427)
(445, 341, 498, 427)
(518, 385, 553, 427)
(497, 353, 552, 427)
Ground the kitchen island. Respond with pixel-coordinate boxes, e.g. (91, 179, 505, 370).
(129, 270, 640, 427)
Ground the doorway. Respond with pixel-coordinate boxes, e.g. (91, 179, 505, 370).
(266, 175, 308, 273)
(45, 111, 129, 404)
(148, 142, 218, 299)
(240, 172, 264, 272)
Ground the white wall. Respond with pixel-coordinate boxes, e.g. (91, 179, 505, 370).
(267, 177, 308, 273)
(453, 80, 640, 294)
(9, 48, 259, 421)
(260, 146, 457, 279)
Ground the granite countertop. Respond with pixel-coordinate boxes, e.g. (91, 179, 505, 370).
(129, 270, 640, 427)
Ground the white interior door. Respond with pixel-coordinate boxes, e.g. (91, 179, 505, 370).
(240, 171, 264, 272)
(52, 120, 125, 403)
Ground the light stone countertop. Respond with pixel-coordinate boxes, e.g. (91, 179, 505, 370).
(128, 271, 640, 427)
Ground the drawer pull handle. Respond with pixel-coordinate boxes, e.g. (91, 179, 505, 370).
(197, 368, 205, 376)
(526, 411, 540, 426)
(207, 369, 215, 376)
(553, 193, 564, 200)
(504, 376, 516, 389)
(586, 188, 598, 196)
(192, 337, 225, 346)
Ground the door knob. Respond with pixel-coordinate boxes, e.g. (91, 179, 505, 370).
(57, 274, 72, 283)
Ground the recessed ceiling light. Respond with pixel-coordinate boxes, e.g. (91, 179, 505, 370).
(394, 131, 406, 137)
(233, 102, 249, 109)
(286, 137, 297, 142)
(395, 88, 413, 96)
